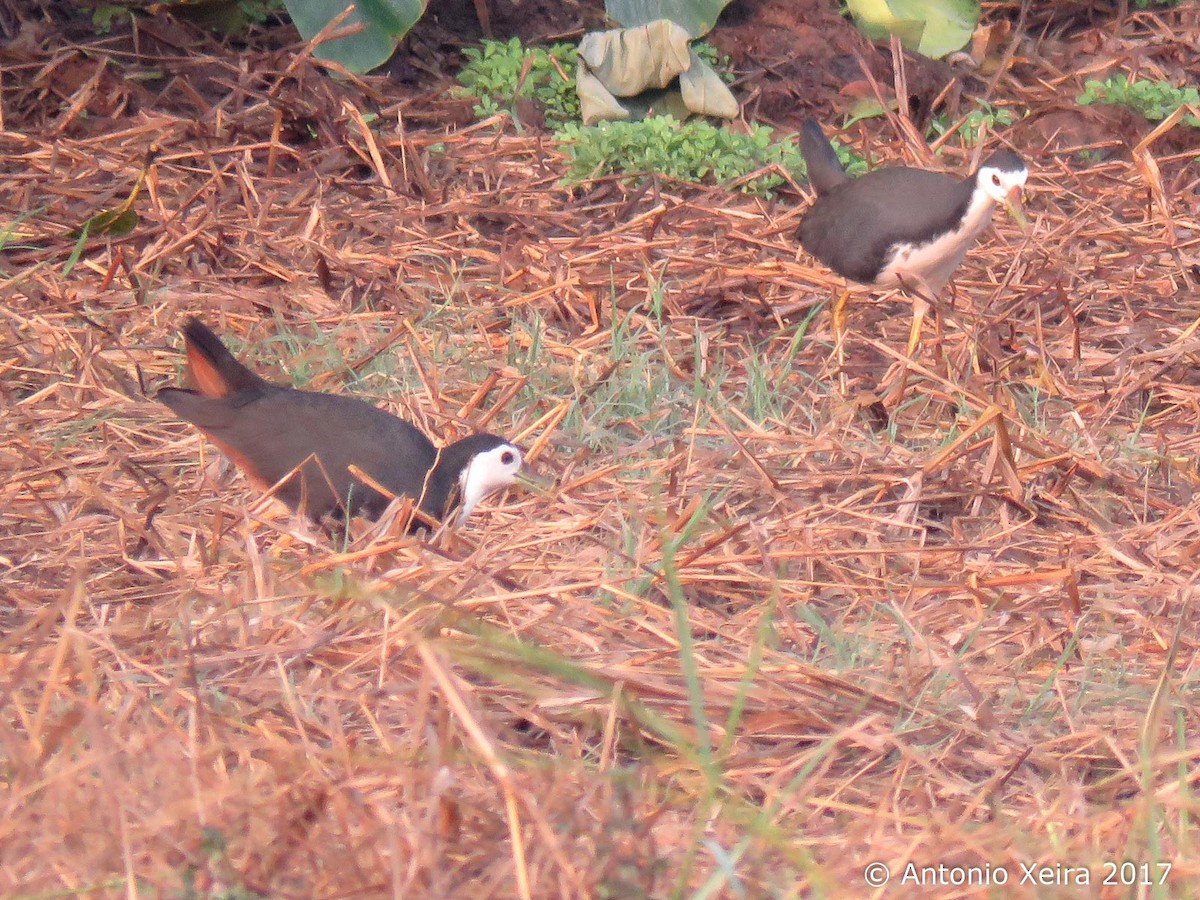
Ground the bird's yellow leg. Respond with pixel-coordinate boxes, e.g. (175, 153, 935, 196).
(885, 282, 935, 405)
(905, 295, 930, 360)
(833, 288, 850, 367)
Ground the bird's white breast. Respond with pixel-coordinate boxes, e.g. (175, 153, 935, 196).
(875, 188, 998, 293)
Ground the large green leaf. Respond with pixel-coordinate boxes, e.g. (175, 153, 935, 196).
(284, 0, 426, 73)
(605, 0, 734, 39)
(846, 0, 979, 60)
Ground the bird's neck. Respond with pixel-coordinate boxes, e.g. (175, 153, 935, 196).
(418, 439, 478, 519)
(430, 440, 481, 486)
(959, 181, 999, 240)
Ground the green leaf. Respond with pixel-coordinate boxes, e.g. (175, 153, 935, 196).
(283, 0, 426, 73)
(168, 0, 266, 34)
(67, 180, 145, 241)
(1076, 73, 1200, 128)
(81, 208, 139, 237)
(845, 1, 925, 48)
(62, 148, 153, 277)
(845, 0, 980, 60)
(605, 0, 734, 39)
(92, 4, 132, 34)
(843, 96, 896, 127)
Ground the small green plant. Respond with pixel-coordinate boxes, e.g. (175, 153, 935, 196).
(176, 827, 270, 900)
(95, 0, 284, 34)
(692, 40, 735, 83)
(237, 0, 285, 25)
(456, 37, 580, 127)
(457, 38, 735, 125)
(1077, 73, 1200, 128)
(91, 4, 132, 33)
(557, 117, 813, 194)
(929, 102, 1018, 146)
(458, 38, 865, 196)
(558, 117, 867, 195)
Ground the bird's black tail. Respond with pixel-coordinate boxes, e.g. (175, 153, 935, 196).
(799, 119, 850, 195)
(180, 318, 266, 398)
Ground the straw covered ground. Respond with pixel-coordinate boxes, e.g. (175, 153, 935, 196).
(3, 1, 1200, 897)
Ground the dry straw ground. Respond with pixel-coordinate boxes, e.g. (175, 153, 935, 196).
(2, 3, 1200, 898)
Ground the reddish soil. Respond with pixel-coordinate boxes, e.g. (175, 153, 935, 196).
(711, 0, 948, 130)
(402, 0, 1200, 161)
(12, 0, 1197, 162)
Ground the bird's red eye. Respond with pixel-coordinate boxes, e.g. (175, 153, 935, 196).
(501, 451, 515, 465)
(991, 173, 1002, 187)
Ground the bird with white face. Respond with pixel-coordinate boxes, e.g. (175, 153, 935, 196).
(870, 152, 1029, 297)
(449, 437, 524, 526)
(159, 319, 523, 529)
(797, 119, 1029, 378)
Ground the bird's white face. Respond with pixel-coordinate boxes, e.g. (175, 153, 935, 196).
(977, 162, 1029, 231)
(979, 163, 1028, 206)
(457, 442, 523, 524)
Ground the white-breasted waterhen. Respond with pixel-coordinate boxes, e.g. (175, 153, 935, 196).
(158, 318, 522, 526)
(797, 118, 1028, 373)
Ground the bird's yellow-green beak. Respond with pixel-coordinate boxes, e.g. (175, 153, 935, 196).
(1005, 184, 1028, 231)
(515, 471, 556, 498)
